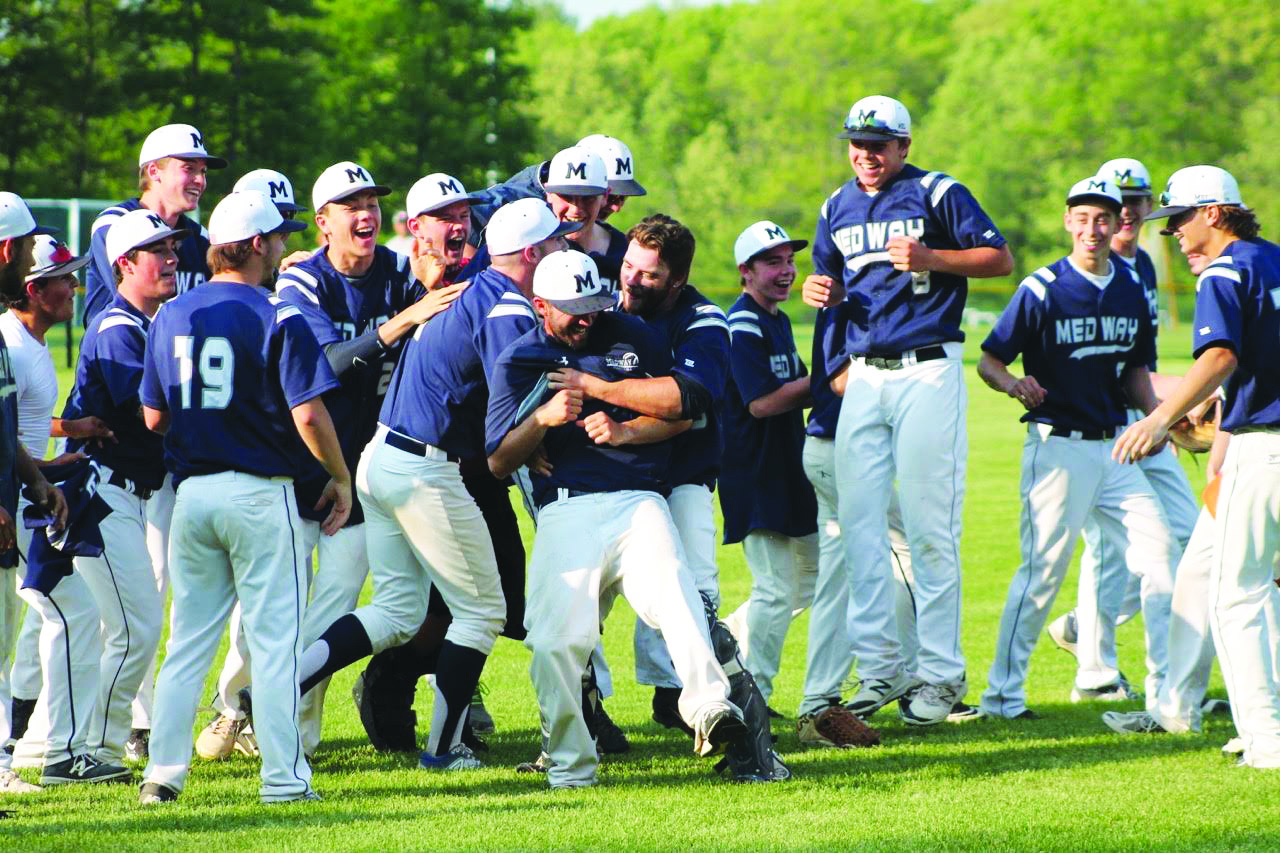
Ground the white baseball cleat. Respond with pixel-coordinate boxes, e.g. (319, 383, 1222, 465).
(1222, 737, 1246, 756)
(844, 671, 916, 719)
(195, 713, 249, 760)
(1046, 611, 1078, 659)
(419, 743, 484, 770)
(1071, 678, 1142, 703)
(899, 682, 965, 726)
(1102, 710, 1166, 735)
(0, 768, 41, 794)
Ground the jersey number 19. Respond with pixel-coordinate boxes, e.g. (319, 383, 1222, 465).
(175, 335, 235, 410)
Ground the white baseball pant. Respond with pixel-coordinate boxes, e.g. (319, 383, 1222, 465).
(1075, 425, 1198, 690)
(144, 472, 312, 801)
(9, 593, 41, 703)
(981, 425, 1177, 718)
(634, 483, 720, 688)
(0, 566, 18, 771)
(74, 475, 164, 764)
(354, 430, 505, 656)
(525, 490, 736, 788)
(1208, 432, 1280, 767)
(131, 475, 174, 730)
(835, 343, 968, 688)
(210, 601, 250, 722)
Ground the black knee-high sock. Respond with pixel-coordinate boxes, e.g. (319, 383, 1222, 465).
(300, 613, 373, 695)
(431, 641, 487, 756)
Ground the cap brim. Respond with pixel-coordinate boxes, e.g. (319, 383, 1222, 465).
(326, 185, 392, 207)
(149, 153, 228, 169)
(411, 193, 489, 218)
(31, 225, 59, 236)
(547, 293, 616, 315)
(1067, 193, 1122, 215)
(742, 238, 809, 266)
(1118, 188, 1152, 198)
(608, 179, 647, 197)
(272, 220, 308, 236)
(549, 220, 585, 239)
(26, 256, 90, 281)
(1146, 205, 1192, 221)
(837, 129, 906, 141)
(275, 201, 305, 214)
(543, 183, 608, 196)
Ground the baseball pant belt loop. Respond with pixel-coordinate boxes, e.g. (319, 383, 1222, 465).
(379, 424, 460, 463)
(535, 488, 596, 511)
(1032, 423, 1118, 442)
(852, 344, 948, 371)
(96, 462, 155, 500)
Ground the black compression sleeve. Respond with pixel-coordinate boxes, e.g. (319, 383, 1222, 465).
(323, 329, 386, 376)
(672, 372, 713, 421)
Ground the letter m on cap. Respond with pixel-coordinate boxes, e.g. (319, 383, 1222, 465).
(189, 132, 205, 150)
(573, 270, 595, 293)
(268, 180, 287, 199)
(764, 225, 785, 240)
(345, 166, 369, 184)
(566, 162, 587, 179)
(437, 178, 461, 195)
(145, 214, 165, 229)
(1088, 179, 1107, 191)
(615, 156, 632, 175)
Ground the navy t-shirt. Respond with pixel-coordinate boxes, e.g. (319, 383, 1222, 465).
(486, 312, 674, 508)
(62, 295, 167, 489)
(140, 281, 340, 484)
(813, 163, 1006, 367)
(719, 293, 818, 543)
(982, 256, 1155, 433)
(1191, 238, 1280, 431)
(83, 199, 209, 328)
(381, 266, 538, 458)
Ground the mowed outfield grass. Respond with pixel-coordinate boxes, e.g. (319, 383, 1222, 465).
(5, 314, 1278, 852)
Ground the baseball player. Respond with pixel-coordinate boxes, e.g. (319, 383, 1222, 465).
(295, 198, 576, 770)
(576, 134, 647, 222)
(1048, 158, 1200, 702)
(545, 213, 731, 732)
(486, 249, 753, 788)
(386, 211, 414, 255)
(1113, 166, 1280, 767)
(718, 221, 819, 709)
(802, 95, 1013, 724)
(82, 123, 225, 327)
(137, 190, 347, 804)
(1, 192, 70, 794)
(978, 177, 1178, 719)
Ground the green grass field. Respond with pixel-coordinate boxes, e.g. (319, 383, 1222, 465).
(4, 317, 1278, 851)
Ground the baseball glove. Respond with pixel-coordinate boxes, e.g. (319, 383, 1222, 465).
(1168, 397, 1221, 454)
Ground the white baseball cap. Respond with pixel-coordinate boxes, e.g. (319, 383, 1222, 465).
(576, 135, 646, 196)
(234, 169, 303, 213)
(734, 220, 809, 266)
(1066, 176, 1123, 214)
(532, 250, 615, 315)
(542, 147, 609, 196)
(839, 95, 911, 140)
(406, 173, 484, 218)
(485, 198, 582, 256)
(138, 123, 227, 169)
(105, 209, 189, 265)
(25, 235, 89, 281)
(0, 192, 55, 241)
(208, 191, 308, 246)
(1096, 158, 1152, 197)
(1148, 165, 1246, 222)
(312, 161, 391, 211)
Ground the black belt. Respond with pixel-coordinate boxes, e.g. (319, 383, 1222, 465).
(855, 344, 947, 370)
(1047, 426, 1118, 441)
(535, 489, 595, 511)
(108, 470, 154, 500)
(384, 430, 459, 462)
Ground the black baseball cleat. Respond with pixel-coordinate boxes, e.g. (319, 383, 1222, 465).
(139, 781, 179, 804)
(42, 754, 131, 785)
(593, 701, 631, 754)
(652, 687, 695, 737)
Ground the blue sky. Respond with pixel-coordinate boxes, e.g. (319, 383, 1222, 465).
(556, 0, 722, 28)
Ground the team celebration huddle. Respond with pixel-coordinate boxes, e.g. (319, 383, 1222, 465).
(2, 90, 1279, 807)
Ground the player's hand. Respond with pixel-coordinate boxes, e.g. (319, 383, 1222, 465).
(410, 237, 448, 290)
(405, 282, 467, 325)
(829, 361, 850, 397)
(29, 480, 67, 531)
(578, 411, 629, 446)
(528, 444, 553, 477)
(547, 368, 602, 399)
(802, 274, 843, 309)
(61, 416, 116, 444)
(278, 249, 314, 273)
(0, 507, 14, 551)
(1006, 375, 1046, 410)
(535, 389, 583, 428)
(887, 236, 938, 272)
(1185, 395, 1217, 428)
(316, 477, 353, 536)
(1113, 413, 1171, 464)
(40, 451, 86, 467)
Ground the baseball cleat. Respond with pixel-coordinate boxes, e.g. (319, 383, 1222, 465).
(651, 686, 695, 737)
(1102, 710, 1167, 735)
(266, 789, 323, 804)
(195, 714, 248, 760)
(41, 754, 131, 785)
(418, 743, 484, 771)
(125, 728, 150, 762)
(1046, 610, 1079, 659)
(515, 751, 554, 774)
(1011, 709, 1040, 720)
(469, 681, 495, 735)
(592, 701, 631, 754)
(694, 706, 748, 757)
(796, 704, 881, 749)
(1222, 737, 1246, 756)
(0, 768, 41, 794)
(138, 781, 179, 804)
(1070, 679, 1142, 703)
(844, 672, 916, 719)
(899, 682, 965, 726)
(945, 701, 986, 723)
(1201, 698, 1231, 716)
(235, 723, 260, 757)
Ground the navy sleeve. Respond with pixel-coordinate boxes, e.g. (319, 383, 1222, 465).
(484, 349, 547, 457)
(276, 271, 343, 348)
(671, 305, 730, 401)
(476, 301, 538, 380)
(982, 281, 1041, 365)
(94, 327, 147, 410)
(932, 179, 1007, 250)
(728, 314, 783, 404)
(812, 194, 843, 280)
(273, 305, 341, 408)
(1192, 263, 1244, 358)
(469, 162, 545, 245)
(140, 312, 169, 411)
(82, 218, 119, 328)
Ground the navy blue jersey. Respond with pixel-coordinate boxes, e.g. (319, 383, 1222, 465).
(461, 222, 629, 296)
(641, 285, 730, 488)
(276, 246, 424, 522)
(381, 266, 538, 458)
(83, 199, 210, 328)
(982, 257, 1155, 433)
(140, 281, 340, 484)
(806, 306, 842, 439)
(813, 164, 1006, 366)
(1117, 247, 1159, 371)
(719, 293, 817, 543)
(486, 312, 674, 506)
(468, 161, 545, 243)
(1192, 238, 1280, 432)
(0, 335, 17, 567)
(20, 458, 111, 595)
(62, 295, 167, 489)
